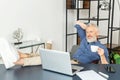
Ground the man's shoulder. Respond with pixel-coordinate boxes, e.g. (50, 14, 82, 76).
(96, 41, 107, 49)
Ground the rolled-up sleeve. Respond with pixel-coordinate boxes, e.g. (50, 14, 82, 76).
(75, 24, 86, 40)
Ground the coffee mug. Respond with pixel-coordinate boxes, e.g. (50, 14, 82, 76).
(91, 45, 99, 52)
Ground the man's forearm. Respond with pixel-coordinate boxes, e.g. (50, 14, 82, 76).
(100, 55, 108, 64)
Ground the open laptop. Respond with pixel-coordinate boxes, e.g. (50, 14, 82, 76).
(39, 48, 84, 76)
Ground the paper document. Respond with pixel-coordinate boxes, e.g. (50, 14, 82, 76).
(76, 70, 108, 80)
(0, 38, 19, 69)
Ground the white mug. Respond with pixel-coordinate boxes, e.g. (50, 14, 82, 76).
(91, 45, 99, 52)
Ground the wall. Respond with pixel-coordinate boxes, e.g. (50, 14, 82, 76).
(0, 0, 66, 51)
(113, 0, 120, 45)
(0, 0, 119, 52)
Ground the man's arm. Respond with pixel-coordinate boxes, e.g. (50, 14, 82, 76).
(76, 20, 87, 30)
(75, 20, 87, 40)
(97, 48, 109, 64)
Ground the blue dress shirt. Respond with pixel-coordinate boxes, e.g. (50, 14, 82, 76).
(73, 24, 109, 63)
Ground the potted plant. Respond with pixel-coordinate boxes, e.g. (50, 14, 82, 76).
(13, 28, 23, 45)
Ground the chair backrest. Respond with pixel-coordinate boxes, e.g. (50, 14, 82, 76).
(70, 45, 79, 59)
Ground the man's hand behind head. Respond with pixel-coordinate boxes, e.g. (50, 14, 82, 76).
(76, 20, 87, 30)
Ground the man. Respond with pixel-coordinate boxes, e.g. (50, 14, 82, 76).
(72, 20, 109, 64)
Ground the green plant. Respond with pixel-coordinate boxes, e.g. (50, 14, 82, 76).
(111, 52, 120, 64)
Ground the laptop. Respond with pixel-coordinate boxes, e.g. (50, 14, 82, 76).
(39, 48, 84, 76)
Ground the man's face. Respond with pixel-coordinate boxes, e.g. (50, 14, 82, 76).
(86, 26, 98, 43)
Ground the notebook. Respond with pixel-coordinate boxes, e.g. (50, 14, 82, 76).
(76, 70, 109, 80)
(39, 48, 84, 76)
(0, 38, 19, 69)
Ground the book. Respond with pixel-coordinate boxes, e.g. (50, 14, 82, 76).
(0, 38, 19, 69)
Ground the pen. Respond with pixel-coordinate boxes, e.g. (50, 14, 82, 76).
(98, 72, 109, 79)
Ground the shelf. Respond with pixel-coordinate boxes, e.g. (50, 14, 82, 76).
(67, 33, 107, 40)
(109, 27, 120, 31)
(98, 35, 108, 39)
(67, 8, 89, 10)
(79, 0, 102, 1)
(104, 44, 120, 54)
(112, 46, 120, 51)
(67, 33, 77, 36)
(67, 0, 103, 9)
(104, 43, 119, 49)
(79, 18, 109, 21)
(66, 0, 111, 52)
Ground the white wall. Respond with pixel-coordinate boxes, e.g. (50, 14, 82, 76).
(0, 0, 66, 51)
(113, 0, 120, 45)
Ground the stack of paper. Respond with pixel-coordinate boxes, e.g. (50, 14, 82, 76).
(76, 70, 108, 80)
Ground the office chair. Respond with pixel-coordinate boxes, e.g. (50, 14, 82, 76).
(70, 45, 79, 59)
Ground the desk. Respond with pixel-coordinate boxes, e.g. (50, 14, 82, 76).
(14, 40, 45, 53)
(0, 64, 120, 80)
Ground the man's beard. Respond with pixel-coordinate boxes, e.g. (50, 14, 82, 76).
(87, 36, 97, 43)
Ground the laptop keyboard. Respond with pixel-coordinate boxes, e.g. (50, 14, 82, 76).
(72, 69, 77, 73)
